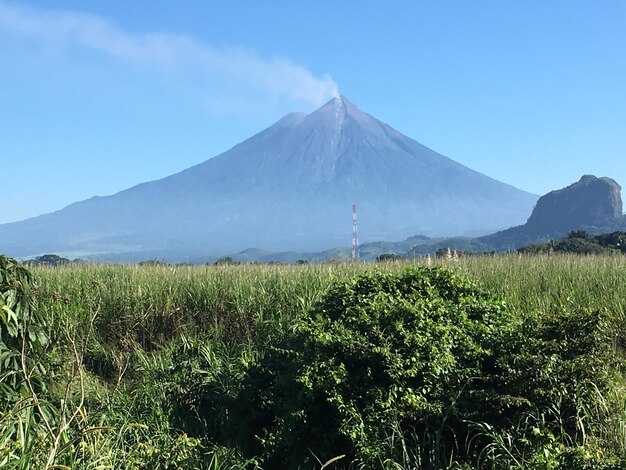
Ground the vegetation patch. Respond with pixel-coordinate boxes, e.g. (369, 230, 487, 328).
(232, 267, 510, 467)
(519, 230, 626, 255)
(2, 257, 626, 468)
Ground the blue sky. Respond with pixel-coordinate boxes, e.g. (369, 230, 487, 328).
(1, 1, 625, 224)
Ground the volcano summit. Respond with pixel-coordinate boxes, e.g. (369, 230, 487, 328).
(0, 96, 537, 259)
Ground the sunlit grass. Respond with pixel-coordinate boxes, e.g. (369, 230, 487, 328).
(33, 254, 626, 331)
(19, 254, 626, 468)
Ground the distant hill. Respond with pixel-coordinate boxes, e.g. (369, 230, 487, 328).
(0, 96, 536, 260)
(278, 175, 626, 262)
(480, 175, 626, 250)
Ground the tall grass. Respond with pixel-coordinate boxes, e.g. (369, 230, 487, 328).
(14, 254, 626, 468)
(33, 254, 626, 334)
(458, 254, 626, 317)
(33, 263, 370, 350)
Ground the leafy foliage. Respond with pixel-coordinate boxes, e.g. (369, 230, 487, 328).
(23, 254, 71, 267)
(214, 257, 240, 266)
(376, 253, 406, 262)
(235, 267, 511, 467)
(0, 255, 48, 401)
(470, 307, 622, 468)
(3, 258, 626, 468)
(519, 230, 626, 255)
(0, 255, 52, 467)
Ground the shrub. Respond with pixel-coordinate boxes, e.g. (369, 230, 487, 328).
(471, 307, 622, 469)
(214, 257, 240, 266)
(0, 255, 48, 401)
(0, 255, 51, 467)
(23, 254, 70, 267)
(235, 266, 511, 468)
(376, 253, 405, 262)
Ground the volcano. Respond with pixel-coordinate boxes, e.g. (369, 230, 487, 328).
(0, 96, 537, 259)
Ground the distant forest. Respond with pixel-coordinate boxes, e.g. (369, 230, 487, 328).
(518, 230, 626, 255)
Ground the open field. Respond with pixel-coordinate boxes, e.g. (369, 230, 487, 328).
(3, 255, 626, 468)
(32, 255, 626, 344)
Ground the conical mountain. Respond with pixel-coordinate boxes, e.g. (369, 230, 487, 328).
(0, 96, 537, 259)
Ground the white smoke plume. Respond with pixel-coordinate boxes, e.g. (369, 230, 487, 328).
(0, 2, 339, 108)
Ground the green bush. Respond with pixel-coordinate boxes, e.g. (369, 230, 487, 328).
(471, 307, 622, 469)
(0, 255, 52, 467)
(0, 255, 48, 401)
(518, 230, 626, 255)
(235, 266, 511, 468)
(376, 253, 405, 262)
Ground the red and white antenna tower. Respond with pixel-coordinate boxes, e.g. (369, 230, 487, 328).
(351, 203, 359, 260)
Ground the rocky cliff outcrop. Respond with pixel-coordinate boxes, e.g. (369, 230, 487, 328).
(480, 175, 626, 250)
(525, 175, 622, 232)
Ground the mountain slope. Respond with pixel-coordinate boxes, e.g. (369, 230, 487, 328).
(0, 96, 537, 258)
(481, 175, 626, 250)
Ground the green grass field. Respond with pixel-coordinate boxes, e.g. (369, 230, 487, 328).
(3, 255, 626, 468)
(32, 255, 626, 345)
